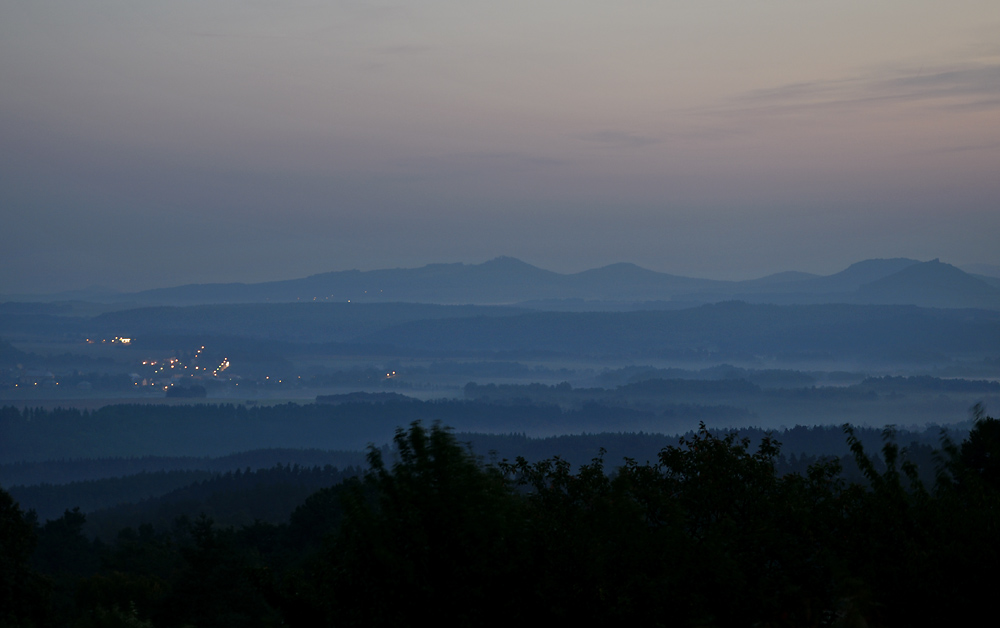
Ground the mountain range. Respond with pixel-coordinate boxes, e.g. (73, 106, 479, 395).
(6, 257, 1000, 310)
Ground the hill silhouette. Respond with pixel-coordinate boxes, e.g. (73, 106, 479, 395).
(854, 259, 1000, 309)
(7, 257, 998, 310)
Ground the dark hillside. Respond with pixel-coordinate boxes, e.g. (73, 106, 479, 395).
(366, 302, 1000, 359)
(854, 259, 1000, 309)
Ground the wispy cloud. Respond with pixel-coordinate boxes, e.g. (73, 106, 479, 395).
(578, 130, 660, 148)
(389, 151, 564, 178)
(919, 139, 1000, 155)
(725, 62, 1000, 115)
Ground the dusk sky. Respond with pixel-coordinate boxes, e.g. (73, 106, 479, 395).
(3, 1, 999, 294)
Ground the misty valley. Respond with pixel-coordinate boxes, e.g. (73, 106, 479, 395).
(3, 257, 1000, 627)
(7, 1, 1000, 623)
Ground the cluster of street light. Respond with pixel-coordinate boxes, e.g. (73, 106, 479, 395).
(140, 345, 231, 380)
(85, 336, 131, 345)
(212, 359, 230, 377)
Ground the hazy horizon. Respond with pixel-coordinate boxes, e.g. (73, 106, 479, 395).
(0, 254, 967, 297)
(3, 1, 999, 294)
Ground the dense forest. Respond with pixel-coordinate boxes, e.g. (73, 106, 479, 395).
(5, 374, 993, 463)
(4, 277, 1000, 626)
(4, 412, 1000, 627)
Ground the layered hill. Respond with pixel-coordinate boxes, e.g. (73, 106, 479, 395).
(853, 259, 1000, 309)
(4, 257, 999, 310)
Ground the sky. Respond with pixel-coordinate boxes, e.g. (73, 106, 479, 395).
(2, 1, 999, 294)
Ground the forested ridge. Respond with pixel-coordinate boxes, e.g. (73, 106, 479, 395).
(4, 413, 1000, 627)
(6, 374, 991, 463)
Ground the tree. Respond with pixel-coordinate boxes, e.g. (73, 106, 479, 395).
(0, 487, 48, 627)
(959, 403, 1000, 488)
(310, 421, 526, 626)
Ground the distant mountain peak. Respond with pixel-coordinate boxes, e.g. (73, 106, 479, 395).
(25, 256, 999, 310)
(481, 256, 533, 267)
(840, 258, 922, 273)
(855, 258, 1000, 308)
(475, 257, 556, 280)
(575, 262, 665, 280)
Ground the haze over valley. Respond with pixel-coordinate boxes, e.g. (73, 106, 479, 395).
(4, 256, 999, 442)
(3, 2, 1000, 625)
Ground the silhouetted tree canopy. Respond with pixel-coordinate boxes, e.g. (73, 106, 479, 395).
(9, 414, 1000, 627)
